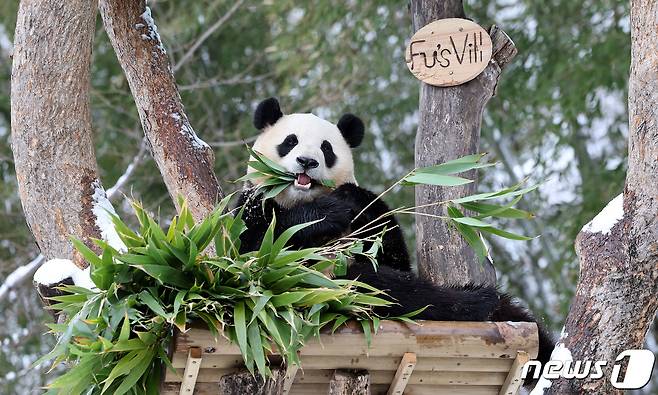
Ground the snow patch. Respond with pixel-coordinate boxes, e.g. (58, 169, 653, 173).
(173, 112, 210, 150)
(529, 328, 572, 395)
(92, 180, 128, 252)
(581, 193, 624, 235)
(140, 6, 166, 54)
(33, 259, 95, 290)
(182, 124, 210, 150)
(530, 343, 573, 394)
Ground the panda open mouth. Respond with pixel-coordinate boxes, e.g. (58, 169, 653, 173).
(293, 173, 313, 190)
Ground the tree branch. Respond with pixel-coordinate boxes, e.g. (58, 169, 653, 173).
(0, 255, 44, 303)
(99, 0, 223, 221)
(173, 0, 244, 73)
(106, 138, 148, 199)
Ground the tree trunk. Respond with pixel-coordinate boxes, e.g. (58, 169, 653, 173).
(98, 0, 223, 221)
(410, 0, 517, 286)
(11, 0, 107, 268)
(543, 1, 658, 393)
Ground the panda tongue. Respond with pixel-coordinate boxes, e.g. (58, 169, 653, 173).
(297, 173, 312, 186)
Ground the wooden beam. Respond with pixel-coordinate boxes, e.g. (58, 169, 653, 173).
(328, 370, 370, 395)
(386, 352, 417, 395)
(175, 321, 539, 360)
(168, 354, 514, 372)
(498, 351, 529, 395)
(180, 347, 203, 395)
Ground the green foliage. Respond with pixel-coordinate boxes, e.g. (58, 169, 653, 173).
(236, 146, 336, 201)
(40, 196, 406, 394)
(398, 154, 537, 262)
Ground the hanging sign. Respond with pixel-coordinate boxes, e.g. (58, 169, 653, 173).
(405, 18, 492, 87)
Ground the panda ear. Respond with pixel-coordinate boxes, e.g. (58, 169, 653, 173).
(337, 113, 364, 148)
(253, 97, 283, 130)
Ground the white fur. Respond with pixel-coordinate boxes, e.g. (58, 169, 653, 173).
(250, 113, 356, 207)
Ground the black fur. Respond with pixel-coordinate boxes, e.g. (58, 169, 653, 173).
(321, 140, 336, 168)
(236, 184, 554, 387)
(254, 97, 283, 129)
(337, 114, 365, 148)
(276, 134, 298, 157)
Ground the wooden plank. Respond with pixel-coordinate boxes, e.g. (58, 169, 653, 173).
(174, 321, 539, 360)
(387, 352, 416, 395)
(498, 351, 530, 395)
(294, 370, 506, 386)
(179, 347, 202, 395)
(282, 364, 299, 395)
(162, 382, 501, 395)
(167, 368, 507, 386)
(291, 384, 501, 395)
(170, 354, 514, 372)
(328, 370, 370, 395)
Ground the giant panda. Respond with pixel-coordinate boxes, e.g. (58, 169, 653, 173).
(236, 97, 554, 376)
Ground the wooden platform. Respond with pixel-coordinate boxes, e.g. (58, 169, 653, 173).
(163, 320, 538, 395)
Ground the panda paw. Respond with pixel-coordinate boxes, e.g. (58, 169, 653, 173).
(313, 194, 355, 229)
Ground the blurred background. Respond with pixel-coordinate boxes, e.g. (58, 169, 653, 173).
(0, 0, 651, 393)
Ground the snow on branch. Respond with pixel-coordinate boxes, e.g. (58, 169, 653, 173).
(33, 259, 95, 290)
(529, 329, 572, 395)
(581, 193, 624, 235)
(0, 255, 45, 302)
(91, 180, 127, 252)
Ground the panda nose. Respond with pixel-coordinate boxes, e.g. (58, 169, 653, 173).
(296, 156, 319, 170)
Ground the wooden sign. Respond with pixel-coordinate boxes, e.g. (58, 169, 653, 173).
(405, 18, 492, 87)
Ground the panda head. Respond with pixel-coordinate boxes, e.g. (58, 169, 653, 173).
(249, 97, 364, 208)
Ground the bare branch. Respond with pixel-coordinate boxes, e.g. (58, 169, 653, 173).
(179, 72, 273, 91)
(106, 138, 148, 199)
(173, 0, 245, 73)
(0, 255, 44, 303)
(207, 135, 258, 148)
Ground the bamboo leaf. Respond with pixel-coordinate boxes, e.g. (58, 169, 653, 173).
(451, 216, 491, 227)
(480, 227, 535, 241)
(247, 321, 270, 377)
(401, 172, 473, 186)
(233, 302, 249, 366)
(112, 348, 155, 395)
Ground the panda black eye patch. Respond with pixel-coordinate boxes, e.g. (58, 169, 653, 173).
(277, 134, 298, 157)
(321, 140, 336, 168)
